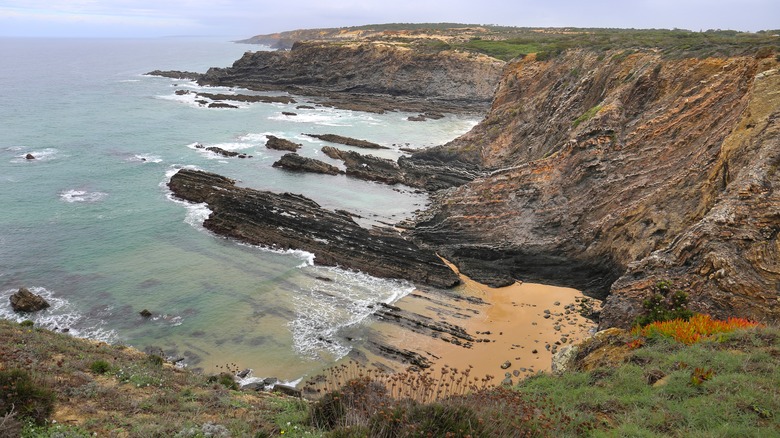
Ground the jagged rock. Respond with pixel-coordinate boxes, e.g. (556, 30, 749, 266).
(321, 146, 403, 184)
(10, 288, 50, 312)
(139, 309, 152, 318)
(272, 153, 342, 175)
(197, 41, 503, 107)
(196, 92, 295, 104)
(146, 70, 202, 80)
(207, 102, 238, 109)
(305, 133, 387, 149)
(281, 111, 297, 116)
(551, 345, 579, 375)
(265, 135, 301, 152)
(296, 105, 316, 109)
(25, 153, 35, 160)
(205, 146, 239, 157)
(167, 169, 460, 288)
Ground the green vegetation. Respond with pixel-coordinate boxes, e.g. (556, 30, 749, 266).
(1, 314, 778, 436)
(572, 104, 604, 128)
(634, 281, 695, 326)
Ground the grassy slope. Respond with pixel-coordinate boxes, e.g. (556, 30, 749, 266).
(0, 320, 312, 437)
(2, 318, 778, 436)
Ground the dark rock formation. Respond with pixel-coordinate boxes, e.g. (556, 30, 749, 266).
(10, 288, 50, 312)
(167, 169, 460, 288)
(408, 50, 780, 327)
(207, 103, 238, 109)
(321, 146, 402, 184)
(281, 111, 297, 116)
(304, 134, 387, 149)
(265, 135, 301, 152)
(205, 146, 240, 157)
(197, 41, 503, 113)
(319, 145, 485, 190)
(139, 309, 152, 318)
(146, 70, 202, 80)
(25, 153, 35, 160)
(272, 153, 343, 175)
(196, 92, 295, 104)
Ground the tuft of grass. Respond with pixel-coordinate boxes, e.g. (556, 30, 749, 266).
(89, 359, 111, 374)
(572, 104, 603, 128)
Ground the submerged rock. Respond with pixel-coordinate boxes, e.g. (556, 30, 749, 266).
(25, 153, 35, 160)
(304, 133, 388, 150)
(10, 287, 50, 312)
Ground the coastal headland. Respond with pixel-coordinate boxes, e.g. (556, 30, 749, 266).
(156, 24, 780, 375)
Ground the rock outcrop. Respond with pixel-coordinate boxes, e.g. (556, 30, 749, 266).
(10, 287, 50, 312)
(197, 41, 503, 110)
(321, 146, 403, 184)
(409, 50, 780, 327)
(272, 153, 343, 175)
(265, 135, 302, 151)
(167, 169, 460, 289)
(305, 134, 388, 150)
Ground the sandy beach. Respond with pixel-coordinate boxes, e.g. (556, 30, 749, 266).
(362, 269, 599, 384)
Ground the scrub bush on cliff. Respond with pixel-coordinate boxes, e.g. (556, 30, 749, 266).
(0, 369, 55, 425)
(634, 280, 694, 326)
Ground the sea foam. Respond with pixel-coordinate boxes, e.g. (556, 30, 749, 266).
(288, 267, 413, 361)
(0, 287, 118, 343)
(60, 189, 108, 203)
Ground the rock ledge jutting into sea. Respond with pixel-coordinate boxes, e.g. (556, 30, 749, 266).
(167, 169, 460, 289)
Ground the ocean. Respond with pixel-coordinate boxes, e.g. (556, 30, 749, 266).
(0, 37, 478, 381)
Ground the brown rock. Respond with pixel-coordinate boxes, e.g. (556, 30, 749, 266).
(10, 287, 50, 312)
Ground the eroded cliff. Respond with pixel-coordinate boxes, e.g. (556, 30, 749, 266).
(410, 50, 780, 327)
(198, 41, 504, 108)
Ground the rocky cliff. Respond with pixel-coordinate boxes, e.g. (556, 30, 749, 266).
(198, 41, 503, 107)
(409, 50, 780, 327)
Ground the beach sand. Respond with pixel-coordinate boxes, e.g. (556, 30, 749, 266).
(362, 270, 599, 384)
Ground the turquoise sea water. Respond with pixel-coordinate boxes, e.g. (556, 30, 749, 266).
(0, 37, 478, 381)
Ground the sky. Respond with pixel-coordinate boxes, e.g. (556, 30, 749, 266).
(0, 0, 777, 39)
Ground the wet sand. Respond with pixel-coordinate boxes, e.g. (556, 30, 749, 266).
(363, 270, 599, 384)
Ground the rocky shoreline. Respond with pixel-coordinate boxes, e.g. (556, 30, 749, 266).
(167, 168, 460, 289)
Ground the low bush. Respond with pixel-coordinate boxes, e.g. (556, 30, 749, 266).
(0, 369, 55, 425)
(89, 359, 111, 374)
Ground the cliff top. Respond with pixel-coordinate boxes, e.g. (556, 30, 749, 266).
(239, 24, 780, 61)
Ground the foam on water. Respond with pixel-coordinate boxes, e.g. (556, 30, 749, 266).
(132, 154, 163, 163)
(162, 165, 212, 230)
(288, 267, 414, 361)
(59, 189, 108, 203)
(0, 287, 117, 343)
(11, 147, 59, 163)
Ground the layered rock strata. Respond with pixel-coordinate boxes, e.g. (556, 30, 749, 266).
(410, 50, 780, 327)
(167, 169, 460, 289)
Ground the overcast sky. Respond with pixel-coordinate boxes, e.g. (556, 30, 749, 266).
(0, 0, 776, 38)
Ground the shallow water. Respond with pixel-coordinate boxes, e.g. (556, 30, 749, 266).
(0, 37, 479, 380)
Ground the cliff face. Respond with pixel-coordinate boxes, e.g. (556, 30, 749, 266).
(410, 50, 780, 327)
(199, 41, 504, 104)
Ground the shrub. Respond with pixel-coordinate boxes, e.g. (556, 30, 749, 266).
(0, 369, 55, 425)
(19, 320, 34, 328)
(146, 354, 165, 368)
(634, 281, 694, 326)
(207, 373, 238, 390)
(89, 360, 111, 375)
